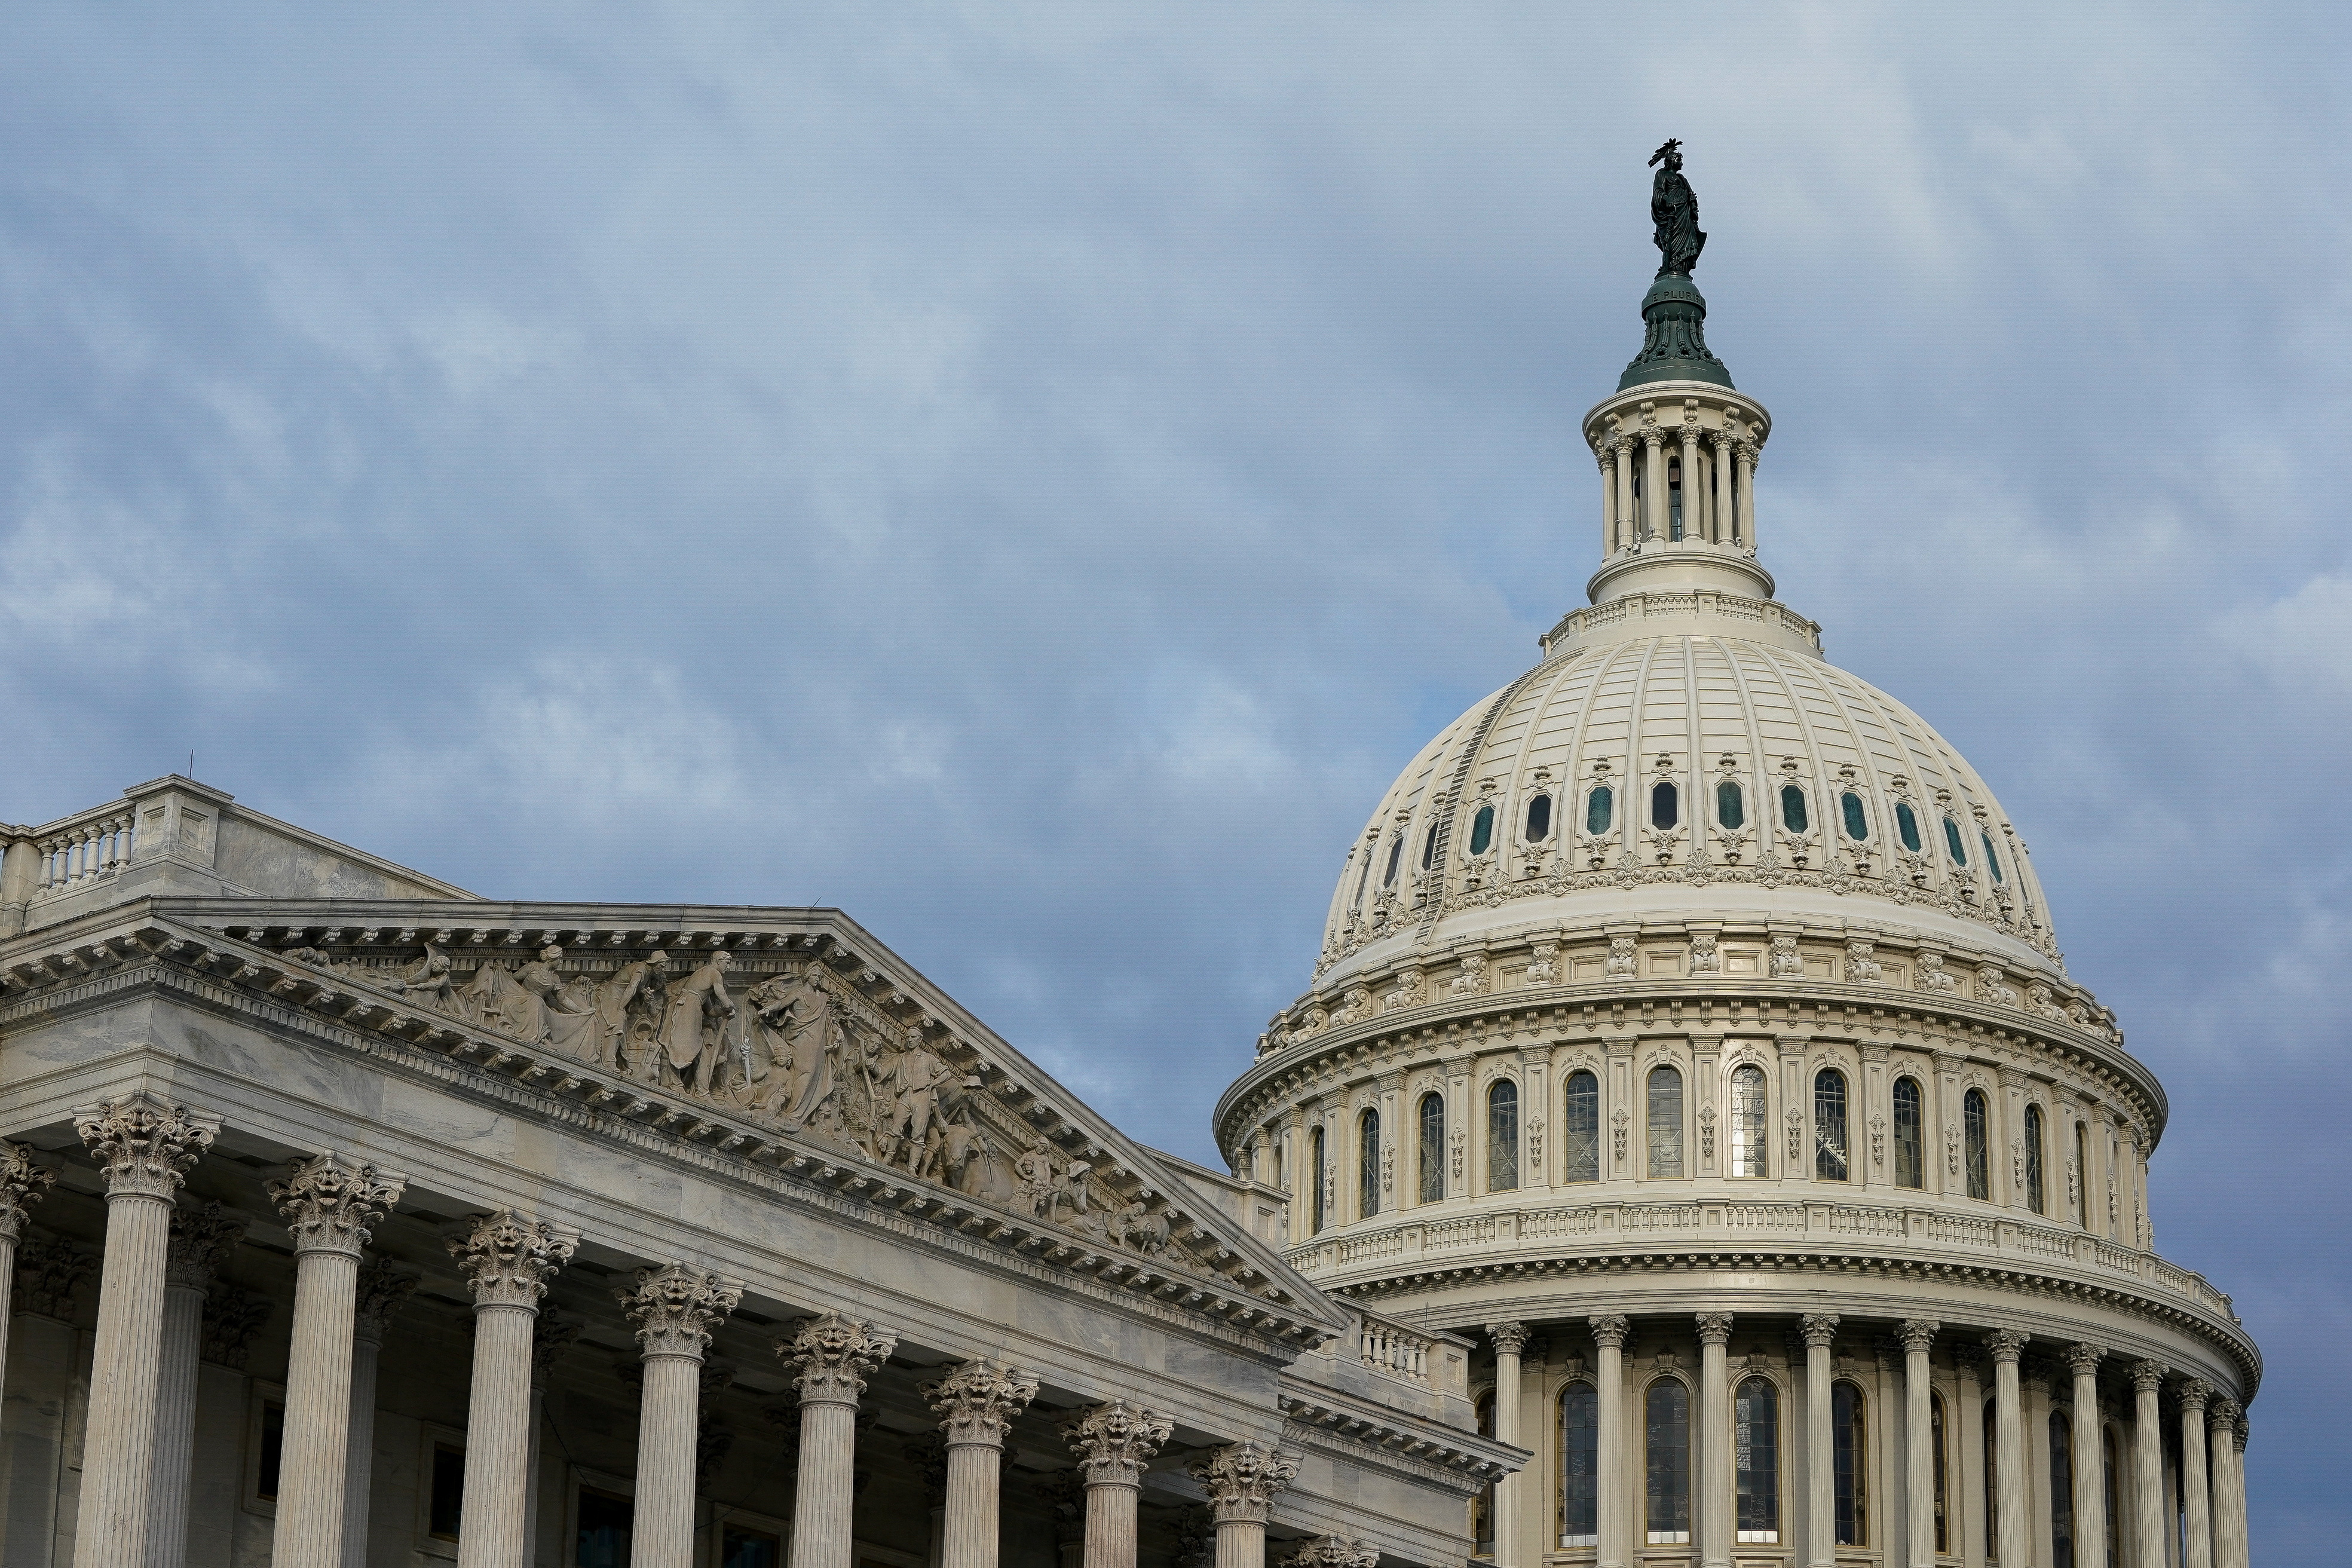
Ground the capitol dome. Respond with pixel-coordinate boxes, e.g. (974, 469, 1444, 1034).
(1216, 147, 2254, 1568)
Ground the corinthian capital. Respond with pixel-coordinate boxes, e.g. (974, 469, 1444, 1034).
(621, 1263, 743, 1361)
(1587, 1313, 1631, 1350)
(448, 1208, 577, 1310)
(2130, 1359, 2169, 1394)
(1696, 1313, 1735, 1347)
(2176, 1377, 2215, 1411)
(2063, 1341, 2106, 1378)
(2207, 1396, 2242, 1430)
(0, 1141, 57, 1241)
(1281, 1538, 1379, 1568)
(1486, 1320, 1532, 1357)
(164, 1200, 247, 1290)
(1065, 1401, 1174, 1487)
(778, 1311, 898, 1407)
(353, 1261, 419, 1344)
(74, 1094, 218, 1198)
(1189, 1441, 1299, 1524)
(1898, 1319, 1940, 1355)
(1984, 1329, 2030, 1365)
(1800, 1313, 1840, 1349)
(268, 1152, 407, 1258)
(924, 1359, 1039, 1448)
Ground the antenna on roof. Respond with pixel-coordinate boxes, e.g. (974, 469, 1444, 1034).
(188, 749, 195, 781)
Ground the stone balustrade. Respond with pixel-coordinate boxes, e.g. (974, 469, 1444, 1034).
(32, 809, 137, 896)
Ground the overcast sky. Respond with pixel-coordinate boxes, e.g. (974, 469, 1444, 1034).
(2, 3, 2345, 1552)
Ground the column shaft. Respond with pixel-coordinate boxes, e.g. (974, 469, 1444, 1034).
(1698, 1318, 1731, 1568)
(274, 1249, 362, 1567)
(1213, 1517, 1264, 1568)
(1677, 431, 1700, 542)
(2178, 1394, 2210, 1568)
(1904, 1331, 1937, 1568)
(343, 1335, 384, 1568)
(1615, 443, 1635, 552)
(1735, 448, 1757, 550)
(457, 1304, 537, 1568)
(2207, 1414, 2244, 1568)
(1993, 1349, 2028, 1568)
(146, 1281, 206, 1568)
(793, 1399, 859, 1568)
(1082, 1483, 1138, 1568)
(1601, 460, 1618, 559)
(1806, 1336, 1835, 1568)
(72, 1190, 174, 1568)
(2072, 1359, 2107, 1568)
(1592, 1321, 1628, 1568)
(1713, 437, 1734, 544)
(943, 1441, 1004, 1568)
(2131, 1373, 2164, 1568)
(1643, 436, 1666, 541)
(1493, 1335, 1524, 1568)
(633, 1355, 702, 1568)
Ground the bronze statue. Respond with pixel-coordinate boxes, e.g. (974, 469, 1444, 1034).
(1647, 139, 1705, 277)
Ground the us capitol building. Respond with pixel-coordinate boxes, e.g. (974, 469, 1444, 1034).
(0, 149, 2255, 1568)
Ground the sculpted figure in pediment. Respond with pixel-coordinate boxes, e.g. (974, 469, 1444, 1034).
(875, 1039, 964, 1172)
(379, 943, 458, 1010)
(460, 959, 537, 1037)
(656, 951, 737, 1096)
(515, 946, 602, 1061)
(741, 973, 842, 1128)
(595, 951, 668, 1077)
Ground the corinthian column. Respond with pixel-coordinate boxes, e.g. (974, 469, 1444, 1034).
(2064, 1344, 2107, 1568)
(1695, 1313, 1733, 1568)
(1898, 1321, 1938, 1568)
(1800, 1313, 1840, 1568)
(1187, 1442, 1299, 1568)
(927, 1360, 1040, 1568)
(1588, 1315, 1631, 1568)
(2228, 1420, 2250, 1568)
(1065, 1401, 1174, 1568)
(621, 1264, 742, 1568)
(270, 1154, 406, 1568)
(2177, 1380, 2213, 1568)
(2206, 1399, 2244, 1568)
(71, 1094, 219, 1568)
(779, 1313, 898, 1568)
(152, 1201, 246, 1568)
(2128, 1362, 2166, 1568)
(1487, 1321, 1531, 1568)
(1986, 1331, 2030, 1568)
(0, 1140, 57, 1393)
(344, 1263, 418, 1568)
(448, 1209, 577, 1568)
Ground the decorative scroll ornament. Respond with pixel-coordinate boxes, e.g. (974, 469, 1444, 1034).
(923, 1359, 1039, 1448)
(1064, 1400, 1175, 1486)
(1282, 1538, 1378, 1568)
(73, 1094, 219, 1199)
(164, 1200, 247, 1290)
(779, 1311, 898, 1405)
(1188, 1441, 1299, 1524)
(268, 1152, 408, 1258)
(0, 1141, 57, 1241)
(621, 1263, 743, 1359)
(448, 1208, 578, 1310)
(353, 1261, 419, 1343)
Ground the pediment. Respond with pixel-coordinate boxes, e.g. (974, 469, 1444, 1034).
(0, 896, 1343, 1349)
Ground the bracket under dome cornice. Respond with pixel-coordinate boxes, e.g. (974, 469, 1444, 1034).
(0, 907, 1337, 1353)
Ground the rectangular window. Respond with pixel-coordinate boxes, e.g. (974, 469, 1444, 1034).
(577, 1487, 634, 1567)
(428, 1443, 466, 1542)
(722, 1524, 783, 1568)
(255, 1401, 286, 1504)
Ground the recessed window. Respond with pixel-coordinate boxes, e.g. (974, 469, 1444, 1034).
(578, 1486, 635, 1567)
(1563, 1071, 1600, 1183)
(1561, 1383, 1599, 1547)
(722, 1524, 783, 1568)
(1834, 1382, 1869, 1546)
(1358, 1108, 1381, 1220)
(1895, 802, 1923, 852)
(1487, 1080, 1520, 1193)
(1310, 1126, 1327, 1233)
(2025, 1104, 2047, 1215)
(1646, 1379, 1692, 1544)
(1651, 780, 1679, 830)
(1468, 804, 1496, 856)
(1418, 1092, 1445, 1203)
(1524, 793, 1553, 843)
(1383, 836, 1404, 887)
(428, 1442, 466, 1541)
(1780, 784, 1809, 834)
(1840, 791, 1869, 840)
(1815, 1069, 1850, 1182)
(1587, 786, 1615, 836)
(255, 1399, 286, 1504)
(2076, 1122, 2091, 1227)
(1735, 1376, 1780, 1543)
(1982, 831, 2004, 884)
(1353, 847, 1372, 906)
(2049, 1411, 2076, 1568)
(1667, 454, 1685, 541)
(1892, 1077, 1924, 1190)
(1728, 1064, 1768, 1178)
(1984, 1396, 2001, 1553)
(1422, 826, 1439, 871)
(1716, 779, 1744, 829)
(1647, 1066, 1685, 1178)
(1932, 1392, 1951, 1555)
(1964, 1089, 1991, 1201)
(1943, 816, 1968, 865)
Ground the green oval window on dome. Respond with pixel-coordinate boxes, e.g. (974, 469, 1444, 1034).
(1587, 786, 1614, 835)
(1943, 816, 1967, 865)
(1468, 804, 1495, 856)
(1895, 802, 1922, 853)
(1840, 791, 1868, 841)
(1780, 784, 1809, 834)
(1982, 832, 2004, 884)
(1716, 779, 1744, 830)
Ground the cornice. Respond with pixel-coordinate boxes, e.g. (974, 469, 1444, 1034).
(1276, 1388, 1521, 1494)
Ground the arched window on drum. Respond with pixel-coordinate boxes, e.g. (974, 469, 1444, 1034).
(2024, 1104, 2047, 1215)
(1563, 1071, 1601, 1183)
(1728, 1064, 1768, 1178)
(1647, 1066, 1685, 1179)
(1560, 1382, 1599, 1548)
(1892, 1077, 1925, 1190)
(1964, 1089, 1991, 1201)
(1357, 1107, 1380, 1221)
(1646, 1377, 1692, 1545)
(1309, 1125, 1327, 1233)
(1735, 1376, 1780, 1544)
(1487, 1079, 1520, 1193)
(1814, 1069, 1851, 1183)
(1417, 1092, 1446, 1205)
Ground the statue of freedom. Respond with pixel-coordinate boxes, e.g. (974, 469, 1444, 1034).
(1647, 139, 1705, 277)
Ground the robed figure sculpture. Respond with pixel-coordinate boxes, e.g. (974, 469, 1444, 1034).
(1648, 139, 1705, 277)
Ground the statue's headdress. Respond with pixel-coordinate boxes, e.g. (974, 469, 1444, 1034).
(1647, 138, 1683, 168)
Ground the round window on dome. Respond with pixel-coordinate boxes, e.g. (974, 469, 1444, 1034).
(1651, 781, 1679, 831)
(1780, 784, 1809, 834)
(1525, 793, 1553, 843)
(1716, 779, 1744, 831)
(1981, 832, 2004, 884)
(1468, 804, 1496, 857)
(1586, 786, 1615, 836)
(1943, 816, 1968, 865)
(1840, 791, 1868, 841)
(1895, 802, 1922, 853)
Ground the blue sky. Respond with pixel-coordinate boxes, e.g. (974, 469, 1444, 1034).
(2, 4, 2344, 1552)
